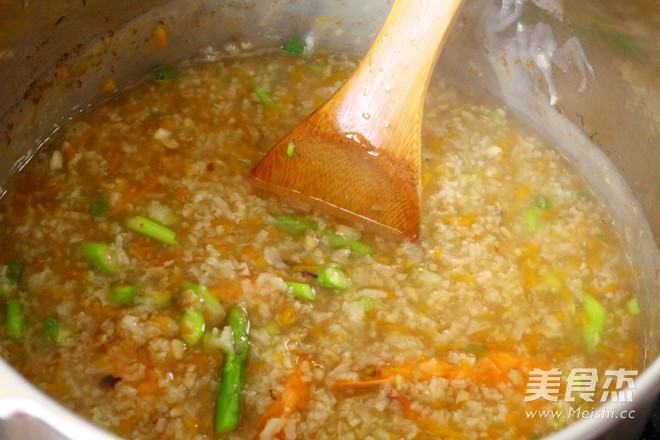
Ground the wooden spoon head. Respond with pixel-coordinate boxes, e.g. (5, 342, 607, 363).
(249, 109, 421, 241)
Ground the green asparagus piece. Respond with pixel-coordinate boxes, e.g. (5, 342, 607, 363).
(272, 214, 318, 234)
(110, 285, 137, 304)
(583, 293, 608, 352)
(182, 281, 226, 326)
(6, 258, 23, 284)
(180, 310, 206, 346)
(285, 281, 316, 300)
(126, 215, 178, 244)
(82, 242, 120, 274)
(6, 299, 24, 341)
(43, 315, 61, 343)
(317, 267, 351, 290)
(215, 306, 250, 435)
(140, 287, 173, 307)
(323, 230, 372, 255)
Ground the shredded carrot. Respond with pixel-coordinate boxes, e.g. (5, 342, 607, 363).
(155, 316, 170, 332)
(114, 175, 160, 213)
(103, 144, 124, 171)
(183, 417, 199, 433)
(333, 351, 547, 393)
(57, 68, 70, 80)
(255, 359, 310, 440)
(152, 25, 169, 47)
(442, 214, 476, 227)
(100, 78, 117, 93)
(228, 156, 242, 176)
(327, 69, 346, 85)
(117, 415, 139, 436)
(64, 142, 78, 159)
(208, 280, 242, 300)
(389, 395, 469, 440)
(278, 306, 296, 326)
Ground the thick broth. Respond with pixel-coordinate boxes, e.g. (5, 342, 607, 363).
(0, 47, 643, 440)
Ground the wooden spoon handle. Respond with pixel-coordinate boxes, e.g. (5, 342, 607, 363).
(329, 0, 464, 159)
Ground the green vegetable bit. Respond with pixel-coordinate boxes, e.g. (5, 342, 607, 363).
(89, 199, 108, 217)
(582, 293, 608, 352)
(151, 67, 175, 83)
(82, 242, 120, 274)
(282, 38, 305, 55)
(627, 297, 640, 315)
(216, 306, 250, 435)
(534, 195, 552, 211)
(110, 284, 138, 304)
(254, 86, 278, 110)
(182, 281, 226, 326)
(43, 315, 61, 343)
(317, 267, 351, 290)
(272, 215, 318, 234)
(180, 310, 206, 346)
(308, 64, 324, 75)
(286, 281, 316, 300)
(126, 215, 178, 245)
(140, 287, 173, 307)
(360, 296, 374, 312)
(6, 258, 23, 284)
(6, 299, 24, 341)
(323, 230, 372, 255)
(522, 208, 539, 231)
(543, 271, 563, 293)
(286, 141, 296, 158)
(465, 344, 490, 356)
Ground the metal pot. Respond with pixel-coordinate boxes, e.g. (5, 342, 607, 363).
(0, 1, 658, 439)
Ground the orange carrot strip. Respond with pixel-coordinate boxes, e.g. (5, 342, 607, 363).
(255, 359, 310, 439)
(333, 351, 547, 394)
(390, 395, 469, 440)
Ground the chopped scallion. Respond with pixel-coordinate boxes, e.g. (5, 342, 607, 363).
(286, 141, 296, 158)
(89, 199, 108, 217)
(360, 296, 374, 312)
(282, 38, 305, 55)
(254, 86, 278, 110)
(534, 195, 552, 211)
(151, 68, 175, 83)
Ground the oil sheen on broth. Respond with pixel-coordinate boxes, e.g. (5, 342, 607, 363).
(0, 47, 644, 440)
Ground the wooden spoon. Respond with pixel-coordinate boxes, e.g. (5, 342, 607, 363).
(250, 0, 464, 241)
